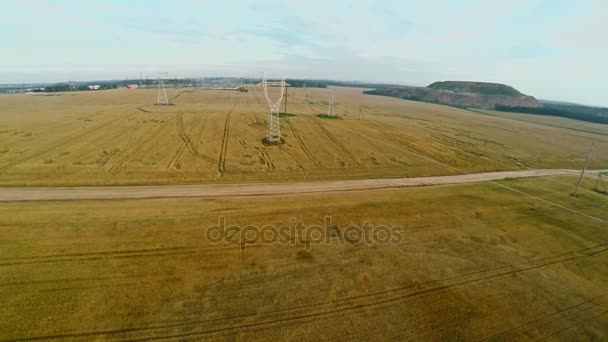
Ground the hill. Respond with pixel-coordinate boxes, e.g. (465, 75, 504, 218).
(428, 81, 523, 97)
(364, 81, 540, 110)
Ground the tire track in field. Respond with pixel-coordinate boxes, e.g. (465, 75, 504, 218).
(0, 117, 120, 174)
(0, 245, 240, 268)
(254, 147, 275, 171)
(168, 112, 194, 169)
(151, 243, 608, 340)
(261, 242, 608, 317)
(285, 118, 322, 168)
(185, 124, 217, 164)
(108, 117, 174, 174)
(65, 116, 137, 167)
(536, 307, 608, 341)
(279, 146, 305, 171)
(311, 117, 360, 165)
(21, 242, 605, 341)
(503, 298, 608, 341)
(345, 119, 461, 169)
(363, 116, 506, 169)
(218, 94, 239, 176)
(237, 139, 277, 171)
(0, 110, 112, 154)
(305, 99, 323, 115)
(204, 244, 608, 335)
(0, 247, 188, 261)
(0, 250, 196, 269)
(166, 112, 205, 169)
(179, 101, 219, 164)
(251, 200, 608, 271)
(478, 294, 608, 341)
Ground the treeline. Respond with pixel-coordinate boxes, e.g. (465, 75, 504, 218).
(288, 79, 396, 89)
(363, 88, 426, 101)
(495, 103, 608, 124)
(241, 78, 397, 89)
(238, 78, 328, 88)
(286, 79, 328, 88)
(12, 77, 401, 93)
(35, 83, 119, 92)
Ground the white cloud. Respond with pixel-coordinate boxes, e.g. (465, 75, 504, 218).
(1, 0, 607, 106)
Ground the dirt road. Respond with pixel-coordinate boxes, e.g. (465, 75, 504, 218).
(0, 169, 601, 202)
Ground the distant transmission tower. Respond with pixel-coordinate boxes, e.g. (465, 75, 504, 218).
(572, 140, 595, 197)
(327, 90, 335, 117)
(260, 75, 286, 144)
(155, 78, 170, 105)
(594, 173, 606, 192)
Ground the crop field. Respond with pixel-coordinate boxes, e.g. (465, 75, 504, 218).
(1, 86, 607, 340)
(1, 87, 607, 186)
(1, 175, 607, 340)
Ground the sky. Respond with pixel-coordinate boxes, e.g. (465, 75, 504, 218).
(1, 0, 607, 106)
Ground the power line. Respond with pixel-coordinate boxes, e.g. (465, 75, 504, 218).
(337, 125, 607, 224)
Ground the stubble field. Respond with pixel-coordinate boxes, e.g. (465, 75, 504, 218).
(1, 175, 607, 341)
(1, 87, 608, 341)
(0, 87, 607, 186)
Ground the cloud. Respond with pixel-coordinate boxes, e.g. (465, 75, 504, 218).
(1, 0, 607, 106)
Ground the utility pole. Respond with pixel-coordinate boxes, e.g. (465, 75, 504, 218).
(572, 140, 595, 197)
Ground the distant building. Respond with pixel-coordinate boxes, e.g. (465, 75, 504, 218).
(88, 85, 100, 90)
(126, 84, 139, 89)
(6, 88, 34, 94)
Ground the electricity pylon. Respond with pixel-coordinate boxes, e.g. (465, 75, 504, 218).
(155, 78, 169, 105)
(594, 173, 606, 192)
(572, 140, 595, 197)
(327, 90, 334, 117)
(260, 75, 286, 143)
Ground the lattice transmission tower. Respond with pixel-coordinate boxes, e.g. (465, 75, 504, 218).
(327, 90, 335, 117)
(594, 173, 606, 192)
(572, 139, 595, 197)
(260, 75, 286, 144)
(155, 78, 170, 105)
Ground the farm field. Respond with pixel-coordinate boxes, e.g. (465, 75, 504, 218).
(1, 87, 608, 186)
(1, 175, 607, 340)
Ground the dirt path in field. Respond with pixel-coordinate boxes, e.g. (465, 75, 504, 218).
(0, 169, 605, 202)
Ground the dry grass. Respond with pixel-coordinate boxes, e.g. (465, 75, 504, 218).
(0, 175, 607, 340)
(2, 87, 608, 340)
(0, 87, 607, 186)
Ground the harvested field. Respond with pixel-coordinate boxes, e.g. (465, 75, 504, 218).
(2, 86, 608, 341)
(1, 176, 607, 340)
(1, 87, 607, 186)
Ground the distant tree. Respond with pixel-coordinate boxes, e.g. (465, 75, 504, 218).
(495, 104, 608, 124)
